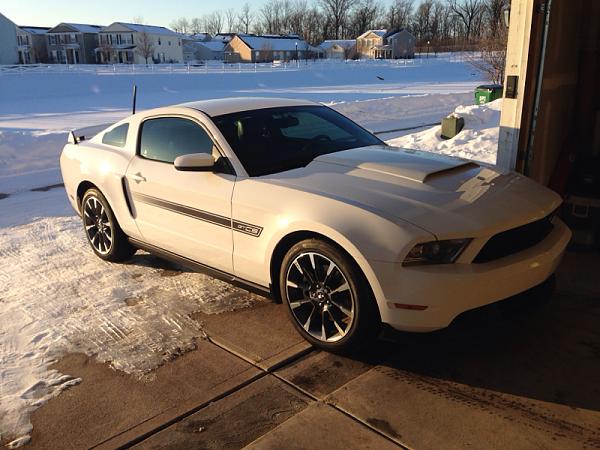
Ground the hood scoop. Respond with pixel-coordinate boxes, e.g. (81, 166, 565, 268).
(315, 147, 479, 183)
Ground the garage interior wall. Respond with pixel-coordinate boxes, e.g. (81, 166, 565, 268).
(523, 0, 600, 189)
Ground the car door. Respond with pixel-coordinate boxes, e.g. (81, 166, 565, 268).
(125, 115, 235, 273)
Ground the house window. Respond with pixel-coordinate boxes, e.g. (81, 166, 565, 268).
(168, 40, 171, 46)
(158, 38, 161, 45)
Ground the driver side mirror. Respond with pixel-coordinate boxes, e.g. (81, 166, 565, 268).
(174, 153, 215, 172)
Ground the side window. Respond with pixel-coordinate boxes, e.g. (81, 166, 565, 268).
(102, 123, 129, 148)
(139, 117, 214, 163)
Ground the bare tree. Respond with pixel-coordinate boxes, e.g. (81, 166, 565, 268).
(303, 7, 326, 45)
(467, 26, 507, 83)
(99, 37, 113, 63)
(387, 0, 413, 30)
(412, 0, 434, 41)
(318, 0, 357, 39)
(484, 0, 508, 38)
(449, 0, 484, 42)
(136, 31, 155, 64)
(189, 18, 205, 35)
(238, 3, 253, 34)
(349, 0, 383, 38)
(225, 8, 237, 33)
(206, 11, 224, 35)
(170, 17, 190, 33)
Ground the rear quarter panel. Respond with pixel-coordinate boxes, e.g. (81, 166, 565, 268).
(60, 140, 140, 239)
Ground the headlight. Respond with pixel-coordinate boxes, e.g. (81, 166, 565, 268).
(403, 239, 472, 266)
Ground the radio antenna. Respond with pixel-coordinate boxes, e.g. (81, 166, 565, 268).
(132, 84, 137, 115)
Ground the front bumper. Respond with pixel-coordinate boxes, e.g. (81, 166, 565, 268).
(370, 218, 572, 332)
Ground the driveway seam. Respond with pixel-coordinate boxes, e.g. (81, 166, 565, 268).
(204, 336, 407, 449)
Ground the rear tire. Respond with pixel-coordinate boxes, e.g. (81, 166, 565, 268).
(81, 188, 135, 262)
(279, 238, 380, 353)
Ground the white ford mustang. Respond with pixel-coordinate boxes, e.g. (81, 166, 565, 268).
(60, 97, 571, 352)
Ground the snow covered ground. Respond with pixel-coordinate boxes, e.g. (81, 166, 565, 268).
(0, 56, 501, 446)
(388, 98, 502, 164)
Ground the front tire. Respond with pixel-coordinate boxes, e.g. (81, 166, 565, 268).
(81, 188, 135, 262)
(279, 239, 380, 353)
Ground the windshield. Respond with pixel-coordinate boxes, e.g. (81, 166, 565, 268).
(213, 105, 383, 176)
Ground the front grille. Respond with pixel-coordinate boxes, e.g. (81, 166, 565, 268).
(473, 214, 554, 263)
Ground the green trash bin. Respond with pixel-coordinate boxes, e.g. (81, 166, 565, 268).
(475, 84, 503, 105)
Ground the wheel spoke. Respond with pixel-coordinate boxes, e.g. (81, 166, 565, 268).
(303, 304, 316, 331)
(331, 299, 353, 318)
(286, 279, 301, 289)
(330, 282, 350, 295)
(289, 298, 312, 310)
(328, 310, 345, 336)
(321, 309, 326, 340)
(323, 260, 335, 284)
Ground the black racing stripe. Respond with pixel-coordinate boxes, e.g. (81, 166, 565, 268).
(132, 192, 263, 237)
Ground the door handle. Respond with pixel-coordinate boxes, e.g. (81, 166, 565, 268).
(130, 172, 146, 183)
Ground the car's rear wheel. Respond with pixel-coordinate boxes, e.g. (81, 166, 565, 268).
(280, 239, 380, 353)
(81, 188, 135, 262)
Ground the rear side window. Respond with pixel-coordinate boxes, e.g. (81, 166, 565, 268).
(139, 117, 214, 163)
(102, 123, 128, 148)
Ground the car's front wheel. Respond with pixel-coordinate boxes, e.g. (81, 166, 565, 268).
(81, 188, 135, 262)
(280, 239, 380, 353)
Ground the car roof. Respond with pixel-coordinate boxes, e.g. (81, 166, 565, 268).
(177, 97, 318, 117)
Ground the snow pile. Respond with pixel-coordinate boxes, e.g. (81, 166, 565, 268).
(0, 217, 261, 446)
(387, 98, 502, 164)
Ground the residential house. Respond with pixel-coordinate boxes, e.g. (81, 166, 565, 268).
(356, 28, 415, 59)
(373, 29, 415, 59)
(97, 23, 183, 64)
(356, 29, 386, 59)
(224, 34, 319, 63)
(46, 23, 102, 64)
(0, 13, 18, 64)
(183, 39, 225, 62)
(319, 40, 356, 59)
(16, 26, 50, 64)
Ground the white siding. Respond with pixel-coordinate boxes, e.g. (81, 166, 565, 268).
(0, 13, 18, 64)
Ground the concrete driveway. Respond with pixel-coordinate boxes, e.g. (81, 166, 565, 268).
(25, 252, 600, 449)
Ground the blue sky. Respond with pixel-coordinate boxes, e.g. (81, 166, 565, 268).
(1, 0, 268, 28)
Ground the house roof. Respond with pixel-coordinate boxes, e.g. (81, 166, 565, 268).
(185, 40, 226, 52)
(19, 26, 50, 35)
(62, 23, 103, 33)
(188, 33, 211, 41)
(213, 33, 236, 43)
(357, 29, 387, 39)
(101, 22, 179, 36)
(198, 41, 226, 51)
(319, 40, 355, 50)
(386, 28, 414, 40)
(235, 34, 310, 51)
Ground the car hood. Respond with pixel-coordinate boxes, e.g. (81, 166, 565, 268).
(263, 146, 562, 238)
